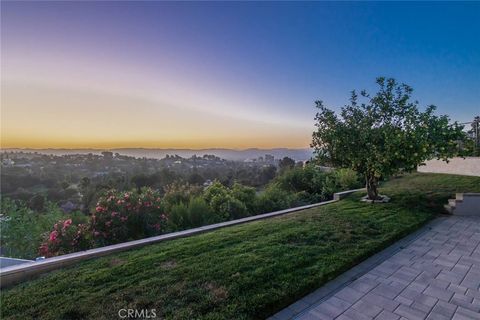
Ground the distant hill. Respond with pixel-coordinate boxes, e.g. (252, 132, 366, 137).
(2, 148, 314, 161)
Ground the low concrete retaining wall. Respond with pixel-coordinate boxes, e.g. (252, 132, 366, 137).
(417, 157, 480, 177)
(334, 188, 365, 200)
(0, 188, 364, 288)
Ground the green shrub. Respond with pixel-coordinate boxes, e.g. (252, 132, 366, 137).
(321, 169, 362, 199)
(272, 166, 361, 204)
(275, 165, 315, 193)
(162, 182, 202, 212)
(209, 193, 247, 220)
(333, 168, 362, 191)
(231, 182, 257, 214)
(255, 185, 297, 213)
(187, 197, 212, 227)
(202, 181, 230, 204)
(0, 198, 65, 259)
(168, 202, 189, 231)
(168, 197, 213, 230)
(203, 181, 249, 220)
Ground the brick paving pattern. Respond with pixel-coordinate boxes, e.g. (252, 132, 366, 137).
(276, 216, 480, 320)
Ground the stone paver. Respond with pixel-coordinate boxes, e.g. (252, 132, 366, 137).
(271, 216, 480, 320)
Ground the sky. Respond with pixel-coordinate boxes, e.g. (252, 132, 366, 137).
(1, 1, 479, 149)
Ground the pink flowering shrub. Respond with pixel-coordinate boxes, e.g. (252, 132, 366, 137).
(91, 188, 167, 246)
(39, 188, 168, 256)
(39, 219, 92, 257)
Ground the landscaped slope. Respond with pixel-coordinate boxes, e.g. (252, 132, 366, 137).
(2, 173, 479, 320)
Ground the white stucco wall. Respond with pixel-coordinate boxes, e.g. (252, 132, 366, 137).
(417, 157, 480, 177)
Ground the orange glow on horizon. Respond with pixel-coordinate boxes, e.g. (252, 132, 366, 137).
(0, 136, 311, 150)
(1, 82, 313, 150)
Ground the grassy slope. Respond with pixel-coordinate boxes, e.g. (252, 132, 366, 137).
(2, 173, 480, 320)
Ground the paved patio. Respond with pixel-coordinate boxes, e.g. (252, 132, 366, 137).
(272, 216, 480, 320)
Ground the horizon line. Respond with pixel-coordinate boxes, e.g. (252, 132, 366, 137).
(1, 147, 313, 151)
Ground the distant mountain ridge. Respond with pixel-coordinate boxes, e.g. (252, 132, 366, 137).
(2, 148, 314, 161)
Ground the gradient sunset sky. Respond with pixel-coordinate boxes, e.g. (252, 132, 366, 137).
(1, 2, 479, 149)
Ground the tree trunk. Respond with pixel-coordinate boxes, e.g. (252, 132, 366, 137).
(366, 174, 379, 200)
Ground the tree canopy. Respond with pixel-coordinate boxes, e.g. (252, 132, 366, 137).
(311, 77, 466, 200)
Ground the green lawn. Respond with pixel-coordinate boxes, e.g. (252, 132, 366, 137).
(2, 173, 479, 320)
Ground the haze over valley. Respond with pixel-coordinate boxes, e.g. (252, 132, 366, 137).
(2, 148, 313, 161)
